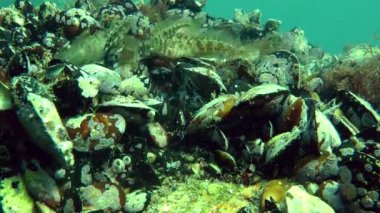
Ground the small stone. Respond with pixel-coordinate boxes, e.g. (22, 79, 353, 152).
(306, 183, 319, 195)
(125, 190, 149, 213)
(357, 187, 367, 197)
(340, 183, 357, 201)
(285, 185, 334, 213)
(146, 152, 157, 164)
(339, 147, 355, 156)
(364, 163, 373, 172)
(368, 191, 379, 201)
(81, 164, 92, 186)
(63, 199, 75, 213)
(54, 169, 66, 180)
(374, 149, 380, 157)
(361, 196, 374, 208)
(338, 166, 352, 183)
(147, 122, 168, 148)
(78, 75, 100, 98)
(319, 181, 344, 211)
(80, 184, 123, 211)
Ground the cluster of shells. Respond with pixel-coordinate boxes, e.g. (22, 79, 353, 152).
(0, 0, 379, 212)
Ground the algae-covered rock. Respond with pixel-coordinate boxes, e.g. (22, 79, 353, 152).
(285, 185, 334, 213)
(0, 176, 35, 213)
(146, 178, 260, 213)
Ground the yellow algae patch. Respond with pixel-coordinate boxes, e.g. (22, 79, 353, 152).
(0, 175, 36, 213)
(147, 178, 260, 213)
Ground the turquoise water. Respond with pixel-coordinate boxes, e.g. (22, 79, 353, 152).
(1, 0, 379, 53)
(204, 0, 380, 53)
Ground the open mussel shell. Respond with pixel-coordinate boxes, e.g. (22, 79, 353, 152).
(97, 95, 157, 128)
(219, 84, 290, 134)
(264, 128, 302, 166)
(45, 61, 95, 117)
(331, 108, 360, 139)
(277, 95, 308, 133)
(260, 179, 291, 212)
(214, 149, 237, 171)
(208, 127, 230, 151)
(337, 90, 380, 130)
(232, 84, 290, 119)
(313, 109, 342, 153)
(176, 58, 227, 98)
(7, 44, 52, 78)
(10, 75, 74, 167)
(185, 94, 237, 135)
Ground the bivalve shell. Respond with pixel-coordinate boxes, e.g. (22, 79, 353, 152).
(278, 95, 308, 132)
(23, 160, 61, 209)
(65, 113, 126, 152)
(261, 179, 290, 212)
(11, 76, 74, 167)
(265, 128, 301, 165)
(314, 110, 341, 153)
(338, 90, 380, 130)
(228, 84, 290, 121)
(186, 94, 237, 135)
(97, 95, 157, 127)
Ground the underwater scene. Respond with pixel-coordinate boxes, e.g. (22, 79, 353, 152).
(0, 0, 379, 212)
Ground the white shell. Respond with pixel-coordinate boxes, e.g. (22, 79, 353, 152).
(239, 84, 289, 104)
(25, 93, 74, 167)
(186, 94, 237, 134)
(265, 128, 301, 164)
(315, 110, 341, 153)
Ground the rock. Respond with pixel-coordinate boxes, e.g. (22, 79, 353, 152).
(125, 190, 150, 213)
(285, 185, 334, 213)
(0, 176, 35, 213)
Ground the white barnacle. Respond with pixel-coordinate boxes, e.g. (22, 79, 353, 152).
(78, 75, 100, 98)
(112, 159, 125, 174)
(110, 114, 126, 134)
